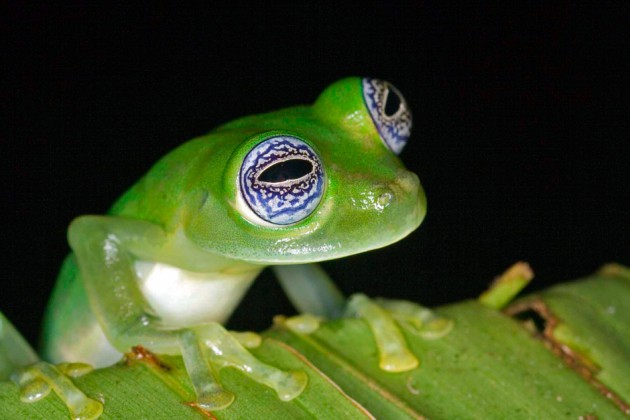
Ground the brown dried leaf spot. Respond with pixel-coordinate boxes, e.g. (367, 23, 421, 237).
(124, 345, 171, 371)
(506, 299, 630, 415)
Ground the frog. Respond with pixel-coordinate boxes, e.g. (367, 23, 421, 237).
(2, 77, 437, 419)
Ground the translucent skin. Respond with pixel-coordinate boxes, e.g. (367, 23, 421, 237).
(38, 77, 427, 412)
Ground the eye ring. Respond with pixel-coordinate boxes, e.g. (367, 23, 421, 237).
(238, 135, 325, 226)
(362, 78, 412, 154)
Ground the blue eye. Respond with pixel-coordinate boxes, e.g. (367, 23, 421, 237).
(362, 78, 412, 154)
(239, 135, 325, 225)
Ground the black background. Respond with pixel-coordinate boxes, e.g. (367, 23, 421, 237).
(2, 4, 628, 346)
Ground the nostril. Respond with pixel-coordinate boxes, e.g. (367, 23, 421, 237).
(377, 191, 393, 209)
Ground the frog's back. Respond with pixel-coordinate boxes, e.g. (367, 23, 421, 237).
(108, 134, 218, 227)
(108, 109, 313, 226)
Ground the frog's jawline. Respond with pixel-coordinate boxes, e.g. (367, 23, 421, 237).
(237, 219, 421, 265)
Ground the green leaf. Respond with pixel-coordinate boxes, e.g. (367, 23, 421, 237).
(1, 266, 628, 419)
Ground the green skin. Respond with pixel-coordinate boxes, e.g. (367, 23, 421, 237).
(7, 77, 428, 416)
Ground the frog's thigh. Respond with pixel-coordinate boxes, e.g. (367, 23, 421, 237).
(0, 311, 39, 379)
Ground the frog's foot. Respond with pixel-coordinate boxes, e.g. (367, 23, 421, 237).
(281, 313, 323, 335)
(196, 324, 307, 402)
(179, 324, 307, 411)
(11, 361, 103, 420)
(346, 294, 419, 372)
(374, 297, 454, 340)
(229, 331, 262, 348)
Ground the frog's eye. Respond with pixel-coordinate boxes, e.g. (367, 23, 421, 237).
(362, 78, 412, 154)
(238, 135, 325, 225)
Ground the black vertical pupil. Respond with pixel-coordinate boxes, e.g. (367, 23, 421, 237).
(258, 159, 313, 183)
(384, 88, 402, 117)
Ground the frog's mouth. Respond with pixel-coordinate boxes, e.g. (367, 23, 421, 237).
(258, 202, 424, 264)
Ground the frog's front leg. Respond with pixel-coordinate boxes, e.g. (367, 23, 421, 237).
(68, 216, 305, 410)
(273, 264, 346, 319)
(193, 324, 306, 402)
(346, 295, 454, 371)
(275, 264, 452, 372)
(274, 264, 416, 371)
(345, 294, 419, 372)
(178, 325, 306, 409)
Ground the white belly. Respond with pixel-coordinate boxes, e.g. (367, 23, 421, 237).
(134, 261, 259, 328)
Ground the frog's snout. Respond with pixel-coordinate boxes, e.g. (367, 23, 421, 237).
(365, 170, 420, 216)
(391, 170, 426, 226)
(395, 170, 421, 196)
(372, 170, 421, 210)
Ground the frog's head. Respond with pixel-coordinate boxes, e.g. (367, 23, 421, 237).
(187, 77, 426, 264)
